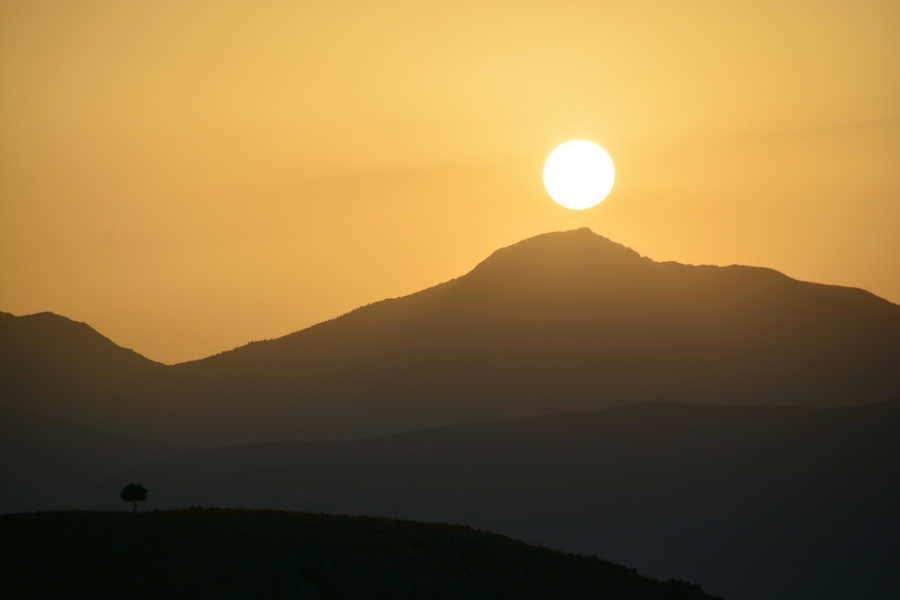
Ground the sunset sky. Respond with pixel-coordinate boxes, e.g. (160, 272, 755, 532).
(2, 0, 898, 364)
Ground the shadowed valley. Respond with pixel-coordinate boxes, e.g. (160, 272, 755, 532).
(78, 399, 900, 600)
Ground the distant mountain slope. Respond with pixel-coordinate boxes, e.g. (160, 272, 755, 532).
(89, 228, 900, 445)
(0, 509, 720, 600)
(89, 399, 900, 600)
(0, 311, 163, 418)
(0, 405, 186, 514)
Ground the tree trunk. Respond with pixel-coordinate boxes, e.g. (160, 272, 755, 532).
(133, 501, 137, 513)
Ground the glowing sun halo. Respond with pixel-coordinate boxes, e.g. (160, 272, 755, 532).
(543, 140, 615, 210)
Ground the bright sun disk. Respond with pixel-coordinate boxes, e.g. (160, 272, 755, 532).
(543, 140, 615, 210)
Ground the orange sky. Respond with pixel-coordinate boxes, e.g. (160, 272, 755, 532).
(2, 0, 898, 364)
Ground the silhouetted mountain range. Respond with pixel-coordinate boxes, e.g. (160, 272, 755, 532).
(3, 229, 899, 599)
(8, 228, 897, 446)
(0, 509, 720, 600)
(75, 398, 900, 600)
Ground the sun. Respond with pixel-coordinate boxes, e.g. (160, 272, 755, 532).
(543, 140, 615, 210)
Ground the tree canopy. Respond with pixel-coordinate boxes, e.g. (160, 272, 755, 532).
(120, 483, 147, 512)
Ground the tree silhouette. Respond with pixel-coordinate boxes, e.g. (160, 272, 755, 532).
(120, 483, 148, 512)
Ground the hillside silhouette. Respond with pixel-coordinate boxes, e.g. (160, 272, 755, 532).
(0, 509, 720, 600)
(0, 311, 162, 419)
(81, 398, 900, 600)
(52, 228, 900, 445)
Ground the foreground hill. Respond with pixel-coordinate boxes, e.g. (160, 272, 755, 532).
(88, 399, 900, 600)
(0, 405, 186, 514)
(81, 228, 900, 445)
(0, 509, 719, 600)
(0, 311, 162, 419)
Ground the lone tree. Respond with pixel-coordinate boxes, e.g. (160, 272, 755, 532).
(120, 483, 148, 513)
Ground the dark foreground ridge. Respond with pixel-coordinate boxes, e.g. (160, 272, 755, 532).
(0, 509, 720, 600)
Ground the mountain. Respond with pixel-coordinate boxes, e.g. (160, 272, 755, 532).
(0, 405, 186, 514)
(0, 311, 163, 419)
(81, 228, 900, 446)
(0, 509, 721, 600)
(84, 399, 900, 600)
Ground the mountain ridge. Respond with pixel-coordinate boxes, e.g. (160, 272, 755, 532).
(0, 311, 163, 419)
(5, 229, 900, 445)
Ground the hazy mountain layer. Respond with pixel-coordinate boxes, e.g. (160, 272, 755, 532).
(85, 228, 900, 445)
(87, 399, 900, 600)
(0, 405, 186, 514)
(0, 509, 721, 600)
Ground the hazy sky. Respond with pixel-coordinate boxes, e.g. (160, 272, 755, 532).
(2, 0, 898, 364)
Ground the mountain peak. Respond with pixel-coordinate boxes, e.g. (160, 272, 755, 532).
(491, 228, 643, 258)
(467, 228, 650, 283)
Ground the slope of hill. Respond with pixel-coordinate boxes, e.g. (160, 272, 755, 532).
(0, 311, 163, 419)
(0, 405, 186, 514)
(88, 228, 900, 445)
(0, 509, 720, 600)
(86, 399, 900, 600)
